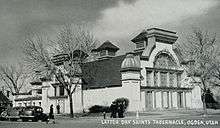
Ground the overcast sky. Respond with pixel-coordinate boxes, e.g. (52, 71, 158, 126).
(0, 0, 219, 64)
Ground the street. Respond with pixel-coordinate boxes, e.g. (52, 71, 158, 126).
(1, 113, 220, 128)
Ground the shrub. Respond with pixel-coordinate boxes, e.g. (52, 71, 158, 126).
(113, 97, 129, 110)
(88, 105, 110, 113)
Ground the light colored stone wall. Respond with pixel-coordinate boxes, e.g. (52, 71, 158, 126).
(172, 92, 178, 108)
(155, 91, 162, 108)
(83, 87, 123, 109)
(185, 91, 192, 108)
(191, 84, 203, 108)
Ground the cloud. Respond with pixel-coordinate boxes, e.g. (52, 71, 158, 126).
(93, 0, 218, 41)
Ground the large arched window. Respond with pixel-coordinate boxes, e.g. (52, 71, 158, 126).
(152, 51, 180, 87)
(154, 52, 177, 69)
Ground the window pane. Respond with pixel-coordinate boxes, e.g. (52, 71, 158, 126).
(108, 51, 115, 56)
(169, 73, 174, 87)
(100, 50, 106, 56)
(60, 86, 65, 96)
(146, 71, 151, 86)
(160, 72, 167, 87)
(154, 72, 158, 86)
(136, 41, 144, 49)
(177, 74, 181, 87)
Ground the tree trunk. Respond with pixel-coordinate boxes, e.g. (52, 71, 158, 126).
(69, 94, 74, 118)
(202, 92, 208, 116)
(201, 79, 208, 116)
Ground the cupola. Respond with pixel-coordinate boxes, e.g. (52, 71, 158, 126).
(121, 52, 141, 72)
(95, 40, 119, 59)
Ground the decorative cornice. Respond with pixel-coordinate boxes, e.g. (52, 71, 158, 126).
(141, 86, 192, 91)
(121, 78, 140, 81)
(145, 67, 183, 73)
(120, 67, 142, 72)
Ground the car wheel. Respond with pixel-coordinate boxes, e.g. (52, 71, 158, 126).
(1, 111, 8, 118)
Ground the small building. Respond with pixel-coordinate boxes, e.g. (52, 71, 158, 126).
(13, 28, 203, 113)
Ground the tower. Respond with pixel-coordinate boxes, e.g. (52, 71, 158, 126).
(120, 52, 142, 111)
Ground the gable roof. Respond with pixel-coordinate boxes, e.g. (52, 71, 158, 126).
(96, 40, 119, 51)
(131, 30, 148, 43)
(82, 55, 125, 89)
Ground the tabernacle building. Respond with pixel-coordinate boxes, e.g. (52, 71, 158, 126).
(13, 28, 203, 113)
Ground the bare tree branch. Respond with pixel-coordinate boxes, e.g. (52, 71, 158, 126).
(179, 27, 219, 115)
(23, 23, 98, 117)
(0, 64, 29, 94)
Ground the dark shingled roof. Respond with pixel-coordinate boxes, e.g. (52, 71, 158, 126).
(82, 55, 125, 90)
(96, 40, 119, 51)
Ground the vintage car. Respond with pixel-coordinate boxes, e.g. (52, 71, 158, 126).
(0, 106, 25, 121)
(20, 106, 48, 122)
(0, 106, 7, 120)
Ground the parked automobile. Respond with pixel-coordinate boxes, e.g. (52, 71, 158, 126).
(0, 106, 25, 121)
(20, 106, 48, 122)
(0, 106, 7, 120)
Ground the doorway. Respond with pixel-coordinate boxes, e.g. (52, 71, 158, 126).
(145, 91, 153, 110)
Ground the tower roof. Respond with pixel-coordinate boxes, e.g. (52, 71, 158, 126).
(131, 27, 178, 44)
(121, 52, 141, 72)
(131, 30, 148, 42)
(96, 40, 119, 51)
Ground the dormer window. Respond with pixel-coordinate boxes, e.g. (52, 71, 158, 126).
(94, 40, 119, 59)
(100, 50, 107, 56)
(136, 41, 145, 49)
(108, 51, 116, 56)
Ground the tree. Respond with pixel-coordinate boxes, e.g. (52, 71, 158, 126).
(0, 64, 29, 94)
(178, 27, 219, 115)
(23, 24, 97, 117)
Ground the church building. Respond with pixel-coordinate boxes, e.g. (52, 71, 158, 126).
(13, 28, 203, 113)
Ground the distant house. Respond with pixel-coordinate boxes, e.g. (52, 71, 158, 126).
(13, 28, 203, 114)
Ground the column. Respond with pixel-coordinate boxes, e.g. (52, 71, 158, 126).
(161, 91, 164, 108)
(167, 92, 169, 108)
(183, 92, 186, 108)
(172, 92, 178, 108)
(169, 91, 173, 108)
(154, 91, 156, 108)
(152, 91, 155, 109)
(156, 91, 162, 108)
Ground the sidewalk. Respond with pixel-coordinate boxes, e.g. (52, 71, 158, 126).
(55, 109, 220, 120)
(124, 109, 220, 119)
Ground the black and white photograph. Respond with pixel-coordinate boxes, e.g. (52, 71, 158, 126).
(0, 0, 220, 128)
